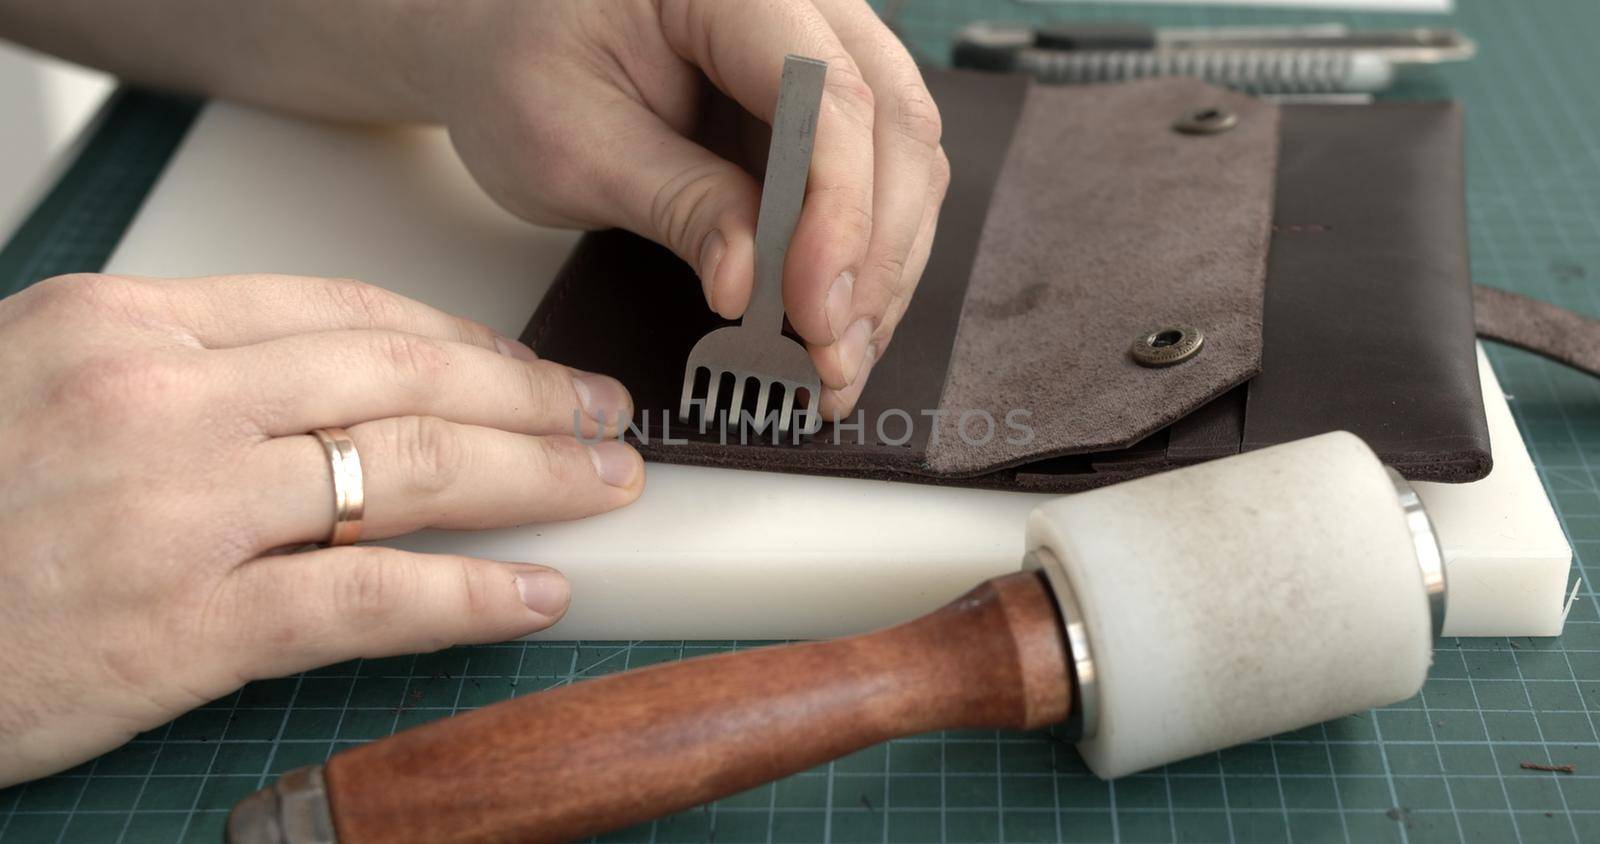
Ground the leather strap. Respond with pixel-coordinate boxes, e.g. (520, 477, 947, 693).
(1475, 284, 1600, 379)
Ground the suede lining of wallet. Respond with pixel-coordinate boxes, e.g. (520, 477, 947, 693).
(926, 78, 1278, 476)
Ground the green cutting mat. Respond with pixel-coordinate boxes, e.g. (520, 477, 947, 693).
(3, 0, 1600, 841)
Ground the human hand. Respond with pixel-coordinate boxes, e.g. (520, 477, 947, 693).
(420, 0, 948, 418)
(0, 273, 644, 786)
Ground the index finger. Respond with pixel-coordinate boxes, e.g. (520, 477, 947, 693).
(146, 274, 536, 359)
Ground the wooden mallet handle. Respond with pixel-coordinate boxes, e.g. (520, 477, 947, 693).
(227, 571, 1072, 844)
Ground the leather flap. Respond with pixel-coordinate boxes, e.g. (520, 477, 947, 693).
(927, 79, 1279, 475)
(1012, 100, 1492, 488)
(524, 72, 1279, 485)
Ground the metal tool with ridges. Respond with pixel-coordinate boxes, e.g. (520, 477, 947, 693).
(677, 55, 825, 438)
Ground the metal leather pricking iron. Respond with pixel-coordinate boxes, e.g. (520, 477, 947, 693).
(678, 55, 825, 438)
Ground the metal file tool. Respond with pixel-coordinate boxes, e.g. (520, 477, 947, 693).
(677, 55, 825, 437)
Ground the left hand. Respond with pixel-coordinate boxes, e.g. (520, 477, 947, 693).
(0, 273, 644, 786)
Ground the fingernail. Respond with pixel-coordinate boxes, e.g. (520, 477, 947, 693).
(494, 334, 538, 362)
(588, 440, 640, 488)
(698, 229, 727, 305)
(823, 344, 878, 421)
(516, 570, 571, 617)
(825, 270, 855, 342)
(837, 319, 873, 385)
(572, 372, 631, 424)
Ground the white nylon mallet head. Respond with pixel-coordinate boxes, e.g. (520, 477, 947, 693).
(1025, 430, 1445, 778)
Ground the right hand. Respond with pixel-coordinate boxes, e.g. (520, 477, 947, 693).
(417, 0, 949, 418)
(0, 273, 644, 787)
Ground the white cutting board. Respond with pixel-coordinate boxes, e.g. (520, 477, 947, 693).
(0, 45, 112, 241)
(106, 102, 1571, 639)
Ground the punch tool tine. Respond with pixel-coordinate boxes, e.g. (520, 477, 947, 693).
(778, 385, 797, 435)
(702, 371, 723, 433)
(753, 379, 773, 432)
(677, 364, 698, 425)
(727, 377, 748, 429)
(802, 388, 822, 435)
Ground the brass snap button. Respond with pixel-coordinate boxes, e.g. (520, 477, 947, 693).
(1173, 107, 1238, 135)
(1131, 325, 1204, 367)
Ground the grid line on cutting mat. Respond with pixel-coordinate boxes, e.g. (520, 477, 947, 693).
(3, 0, 1600, 841)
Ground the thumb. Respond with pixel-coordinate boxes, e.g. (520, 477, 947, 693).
(600, 109, 762, 320)
(218, 547, 571, 679)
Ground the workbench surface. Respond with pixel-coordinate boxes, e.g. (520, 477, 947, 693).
(4, 1, 1600, 842)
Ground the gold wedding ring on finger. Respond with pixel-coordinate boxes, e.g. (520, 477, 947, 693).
(311, 427, 364, 546)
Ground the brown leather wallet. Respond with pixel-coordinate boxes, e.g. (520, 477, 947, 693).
(525, 69, 1495, 491)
